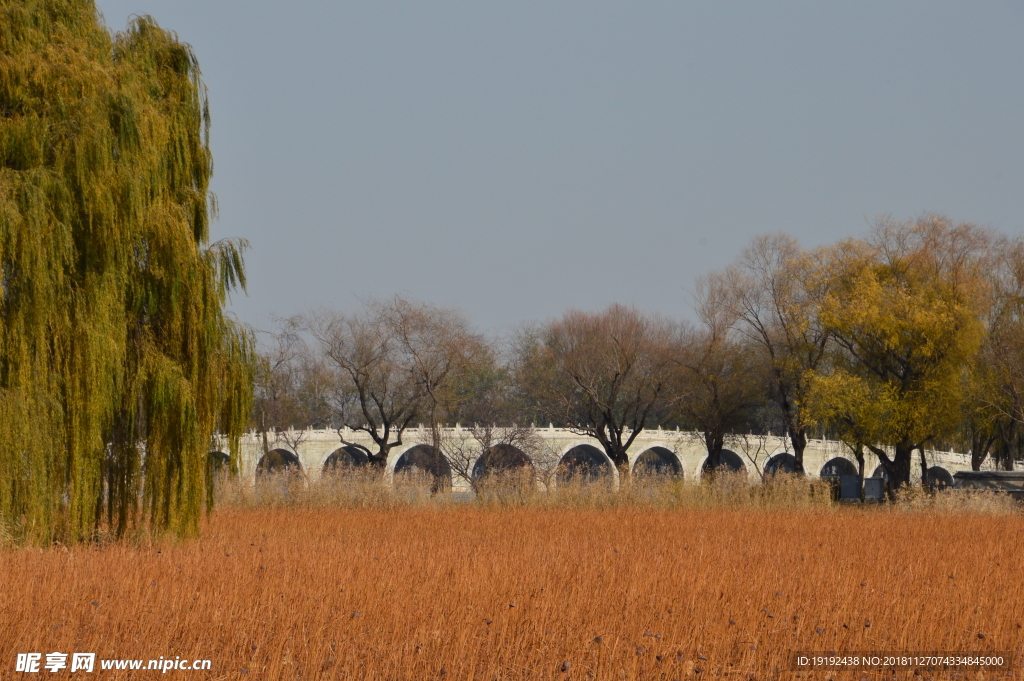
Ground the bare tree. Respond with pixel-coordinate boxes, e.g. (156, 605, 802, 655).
(432, 424, 542, 497)
(512, 305, 676, 479)
(969, 236, 1024, 470)
(253, 317, 334, 457)
(728, 431, 772, 481)
(304, 297, 485, 468)
(670, 284, 767, 473)
(709, 234, 831, 475)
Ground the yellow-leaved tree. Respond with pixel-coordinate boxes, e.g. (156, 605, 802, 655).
(808, 215, 990, 490)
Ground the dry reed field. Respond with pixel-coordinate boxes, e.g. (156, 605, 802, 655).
(2, 483, 1024, 679)
(3, 501, 1023, 680)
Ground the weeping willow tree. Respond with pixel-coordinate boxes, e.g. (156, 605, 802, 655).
(0, 0, 255, 543)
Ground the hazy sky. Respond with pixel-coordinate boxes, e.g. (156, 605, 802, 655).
(93, 0, 1024, 336)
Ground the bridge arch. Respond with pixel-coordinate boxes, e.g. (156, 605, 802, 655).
(386, 441, 421, 474)
(472, 443, 533, 480)
(925, 465, 953, 491)
(700, 449, 746, 477)
(321, 445, 370, 474)
(764, 452, 797, 476)
(632, 446, 682, 477)
(256, 448, 303, 479)
(393, 444, 452, 493)
(820, 457, 857, 478)
(207, 450, 230, 472)
(207, 451, 231, 489)
(556, 443, 614, 486)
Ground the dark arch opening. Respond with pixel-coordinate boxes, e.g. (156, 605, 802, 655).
(871, 464, 889, 481)
(206, 452, 232, 493)
(820, 457, 857, 478)
(394, 444, 452, 494)
(256, 448, 302, 479)
(207, 451, 230, 473)
(700, 449, 746, 475)
(633, 447, 682, 477)
(556, 444, 611, 485)
(322, 445, 370, 474)
(925, 465, 953, 491)
(764, 452, 797, 476)
(472, 444, 533, 480)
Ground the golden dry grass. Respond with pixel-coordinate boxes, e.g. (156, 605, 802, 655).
(217, 470, 843, 511)
(3, 503, 1023, 680)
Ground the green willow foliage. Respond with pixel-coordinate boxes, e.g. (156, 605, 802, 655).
(0, 0, 255, 543)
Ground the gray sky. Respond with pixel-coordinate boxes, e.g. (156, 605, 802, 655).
(94, 0, 1024, 336)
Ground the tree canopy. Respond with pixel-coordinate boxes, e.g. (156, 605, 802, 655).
(706, 234, 831, 474)
(304, 297, 485, 467)
(513, 304, 676, 476)
(808, 216, 990, 487)
(0, 0, 254, 543)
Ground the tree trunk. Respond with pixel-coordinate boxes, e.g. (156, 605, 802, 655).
(970, 430, 991, 471)
(1000, 436, 1017, 471)
(993, 420, 1016, 471)
(594, 424, 633, 486)
(890, 444, 914, 491)
(261, 411, 270, 457)
(788, 427, 807, 476)
(702, 429, 726, 478)
(1002, 420, 1017, 471)
(604, 447, 630, 484)
(368, 445, 390, 468)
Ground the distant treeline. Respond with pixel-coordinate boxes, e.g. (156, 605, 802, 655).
(255, 215, 1024, 491)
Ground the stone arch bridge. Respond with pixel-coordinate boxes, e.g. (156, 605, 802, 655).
(213, 426, 977, 491)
